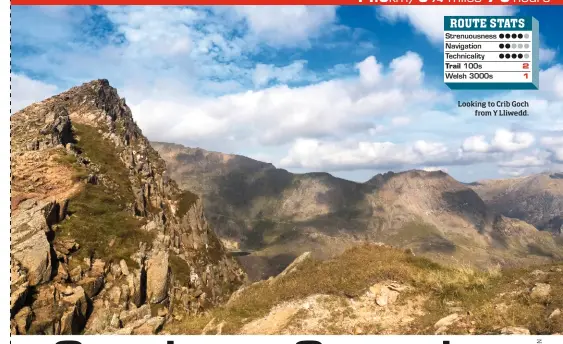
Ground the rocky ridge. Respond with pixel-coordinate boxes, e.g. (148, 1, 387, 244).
(10, 80, 246, 334)
(469, 173, 563, 235)
(152, 143, 563, 280)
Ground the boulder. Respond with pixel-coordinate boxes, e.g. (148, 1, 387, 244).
(78, 275, 104, 298)
(70, 266, 83, 282)
(146, 250, 170, 304)
(119, 304, 151, 325)
(61, 286, 88, 318)
(530, 283, 551, 302)
(48, 108, 73, 146)
(84, 299, 112, 334)
(501, 327, 530, 335)
(126, 271, 144, 307)
(53, 239, 79, 256)
(55, 263, 70, 282)
(14, 306, 33, 334)
(434, 313, 460, 329)
(371, 285, 399, 307)
(11, 202, 54, 286)
(120, 259, 130, 276)
(131, 316, 165, 335)
(27, 285, 88, 335)
(549, 308, 561, 319)
(10, 260, 29, 317)
(110, 313, 121, 329)
(87, 173, 98, 185)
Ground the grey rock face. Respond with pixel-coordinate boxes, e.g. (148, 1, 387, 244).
(11, 201, 56, 286)
(146, 249, 170, 304)
(10, 79, 247, 335)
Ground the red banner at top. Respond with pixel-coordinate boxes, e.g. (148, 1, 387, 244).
(9, 0, 563, 5)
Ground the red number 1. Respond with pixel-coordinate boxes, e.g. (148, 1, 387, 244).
(524, 73, 528, 79)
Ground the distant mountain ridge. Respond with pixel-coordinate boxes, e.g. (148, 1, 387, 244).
(152, 142, 563, 280)
(469, 172, 563, 235)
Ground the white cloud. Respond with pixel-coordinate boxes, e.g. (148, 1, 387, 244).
(355, 56, 383, 87)
(541, 136, 563, 147)
(252, 60, 309, 87)
(104, 6, 199, 58)
(461, 135, 490, 154)
(130, 52, 448, 147)
(378, 6, 516, 44)
(11, 74, 58, 113)
(232, 6, 338, 48)
(389, 51, 424, 87)
(498, 168, 527, 177)
(391, 116, 411, 126)
(279, 138, 451, 170)
(490, 129, 535, 152)
(540, 47, 557, 64)
(541, 134, 563, 163)
(12, 6, 343, 98)
(539, 65, 563, 100)
(461, 129, 534, 154)
(10, 6, 563, 181)
(422, 166, 448, 173)
(498, 153, 547, 168)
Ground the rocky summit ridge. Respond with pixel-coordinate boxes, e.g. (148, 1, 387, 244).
(10, 79, 246, 334)
(152, 143, 563, 281)
(469, 173, 563, 235)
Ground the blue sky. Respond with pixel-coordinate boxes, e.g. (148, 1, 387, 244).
(10, 5, 563, 183)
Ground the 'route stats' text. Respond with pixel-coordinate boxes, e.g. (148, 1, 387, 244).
(448, 18, 526, 29)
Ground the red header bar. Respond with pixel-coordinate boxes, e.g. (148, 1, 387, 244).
(10, 0, 563, 5)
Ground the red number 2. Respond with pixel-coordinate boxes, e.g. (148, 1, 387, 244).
(523, 63, 529, 69)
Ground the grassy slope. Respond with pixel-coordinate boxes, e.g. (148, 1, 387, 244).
(166, 243, 563, 335)
(56, 123, 154, 267)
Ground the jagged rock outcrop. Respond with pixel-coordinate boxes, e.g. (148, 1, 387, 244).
(10, 79, 246, 334)
(10, 260, 29, 318)
(11, 199, 59, 286)
(146, 247, 170, 304)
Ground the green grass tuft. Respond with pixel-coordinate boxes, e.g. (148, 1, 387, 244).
(57, 123, 154, 267)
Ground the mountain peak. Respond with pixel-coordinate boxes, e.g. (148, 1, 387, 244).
(10, 81, 246, 335)
(366, 169, 451, 188)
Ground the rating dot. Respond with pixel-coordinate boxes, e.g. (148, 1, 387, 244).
(518, 44, 523, 49)
(505, 54, 511, 59)
(506, 43, 511, 49)
(499, 54, 504, 59)
(525, 53, 530, 59)
(524, 44, 530, 49)
(518, 33, 523, 39)
(512, 53, 517, 59)
(499, 34, 505, 39)
(518, 53, 523, 59)
(499, 43, 504, 49)
(505, 33, 510, 39)
(525, 33, 530, 39)
(512, 33, 517, 39)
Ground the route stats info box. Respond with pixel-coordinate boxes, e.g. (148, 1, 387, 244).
(444, 16, 539, 90)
